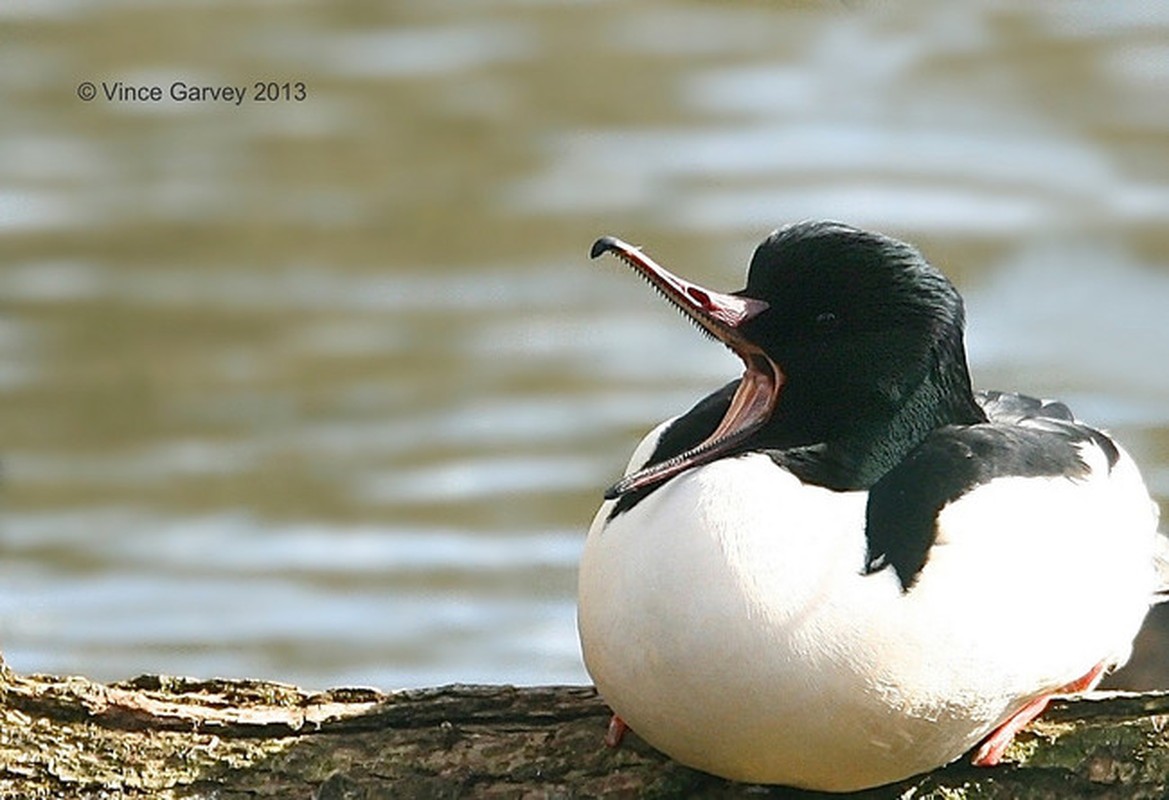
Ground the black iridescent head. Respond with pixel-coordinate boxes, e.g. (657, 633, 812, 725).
(734, 221, 981, 454)
(591, 221, 985, 498)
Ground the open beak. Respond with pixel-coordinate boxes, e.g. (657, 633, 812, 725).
(591, 235, 784, 499)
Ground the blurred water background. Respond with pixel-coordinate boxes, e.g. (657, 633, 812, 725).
(1, 1, 1168, 691)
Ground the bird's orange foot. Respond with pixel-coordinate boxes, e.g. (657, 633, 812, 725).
(604, 714, 628, 748)
(972, 661, 1107, 766)
(972, 694, 1051, 766)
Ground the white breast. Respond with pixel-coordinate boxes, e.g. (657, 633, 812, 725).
(577, 433, 1159, 791)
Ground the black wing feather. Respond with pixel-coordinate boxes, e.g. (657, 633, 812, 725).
(865, 392, 1119, 591)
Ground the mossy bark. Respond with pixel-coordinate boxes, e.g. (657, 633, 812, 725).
(1, 656, 1167, 798)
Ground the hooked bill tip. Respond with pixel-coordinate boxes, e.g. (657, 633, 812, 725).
(590, 235, 621, 259)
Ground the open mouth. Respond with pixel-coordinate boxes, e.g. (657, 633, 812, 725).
(591, 236, 784, 499)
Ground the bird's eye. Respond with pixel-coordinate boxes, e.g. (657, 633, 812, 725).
(815, 311, 839, 332)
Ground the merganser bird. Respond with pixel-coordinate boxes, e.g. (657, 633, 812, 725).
(577, 221, 1165, 792)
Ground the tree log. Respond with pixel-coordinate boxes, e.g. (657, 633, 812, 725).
(1, 656, 1168, 799)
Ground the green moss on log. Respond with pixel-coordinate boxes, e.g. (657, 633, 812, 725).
(1, 657, 1168, 798)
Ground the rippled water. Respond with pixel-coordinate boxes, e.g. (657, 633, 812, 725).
(2, 1, 1168, 691)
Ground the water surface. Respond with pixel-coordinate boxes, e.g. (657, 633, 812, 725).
(2, 0, 1168, 690)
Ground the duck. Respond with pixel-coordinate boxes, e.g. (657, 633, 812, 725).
(576, 221, 1165, 792)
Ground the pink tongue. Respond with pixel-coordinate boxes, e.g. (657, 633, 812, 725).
(707, 364, 776, 443)
(605, 361, 781, 499)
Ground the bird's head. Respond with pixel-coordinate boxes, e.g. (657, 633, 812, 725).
(593, 221, 980, 498)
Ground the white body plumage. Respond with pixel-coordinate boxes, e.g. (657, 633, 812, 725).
(578, 418, 1160, 791)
